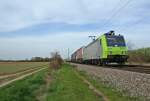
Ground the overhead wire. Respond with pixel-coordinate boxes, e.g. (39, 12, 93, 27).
(125, 17, 150, 33)
(102, 0, 149, 48)
(118, 10, 150, 33)
(103, 0, 133, 29)
(102, 0, 123, 27)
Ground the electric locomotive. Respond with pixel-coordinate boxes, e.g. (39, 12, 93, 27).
(72, 31, 128, 65)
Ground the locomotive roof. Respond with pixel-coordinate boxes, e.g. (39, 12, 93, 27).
(85, 36, 101, 48)
(84, 34, 124, 48)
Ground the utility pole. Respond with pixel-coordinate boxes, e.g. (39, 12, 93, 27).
(68, 48, 70, 61)
(89, 36, 96, 41)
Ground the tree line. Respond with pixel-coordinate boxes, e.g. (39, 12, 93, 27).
(0, 57, 53, 62)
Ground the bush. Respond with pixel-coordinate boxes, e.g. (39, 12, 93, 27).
(50, 51, 63, 70)
(128, 48, 150, 63)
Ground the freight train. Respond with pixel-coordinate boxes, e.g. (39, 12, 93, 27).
(71, 31, 128, 65)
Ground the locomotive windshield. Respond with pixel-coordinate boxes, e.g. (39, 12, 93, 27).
(106, 35, 126, 47)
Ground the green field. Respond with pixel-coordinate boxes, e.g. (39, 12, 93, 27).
(0, 64, 103, 101)
(0, 62, 49, 74)
(0, 63, 142, 101)
(46, 64, 102, 101)
(0, 68, 48, 101)
(48, 64, 140, 101)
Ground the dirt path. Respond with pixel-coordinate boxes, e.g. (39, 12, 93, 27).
(74, 69, 109, 101)
(36, 72, 52, 101)
(0, 64, 48, 78)
(0, 66, 43, 79)
(0, 67, 48, 88)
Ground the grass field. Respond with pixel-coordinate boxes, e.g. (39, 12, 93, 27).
(0, 64, 102, 101)
(46, 64, 102, 101)
(0, 62, 49, 74)
(0, 68, 48, 101)
(0, 63, 142, 101)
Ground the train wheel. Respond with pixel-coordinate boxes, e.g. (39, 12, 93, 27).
(102, 61, 107, 66)
(99, 60, 103, 66)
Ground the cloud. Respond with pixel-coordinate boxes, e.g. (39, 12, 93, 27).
(1, 0, 149, 32)
(0, 0, 150, 59)
(0, 32, 94, 59)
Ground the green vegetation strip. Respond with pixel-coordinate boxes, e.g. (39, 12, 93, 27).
(0, 69, 48, 101)
(78, 70, 140, 101)
(46, 64, 102, 101)
(74, 69, 109, 101)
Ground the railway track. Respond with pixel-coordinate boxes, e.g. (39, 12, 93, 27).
(104, 64, 150, 74)
(70, 62, 150, 74)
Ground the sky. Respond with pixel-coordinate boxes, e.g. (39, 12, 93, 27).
(0, 0, 150, 60)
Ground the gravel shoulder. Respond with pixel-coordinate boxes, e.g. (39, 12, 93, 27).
(72, 63, 150, 101)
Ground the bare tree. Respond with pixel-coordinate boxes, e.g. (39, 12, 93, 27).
(50, 51, 63, 69)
